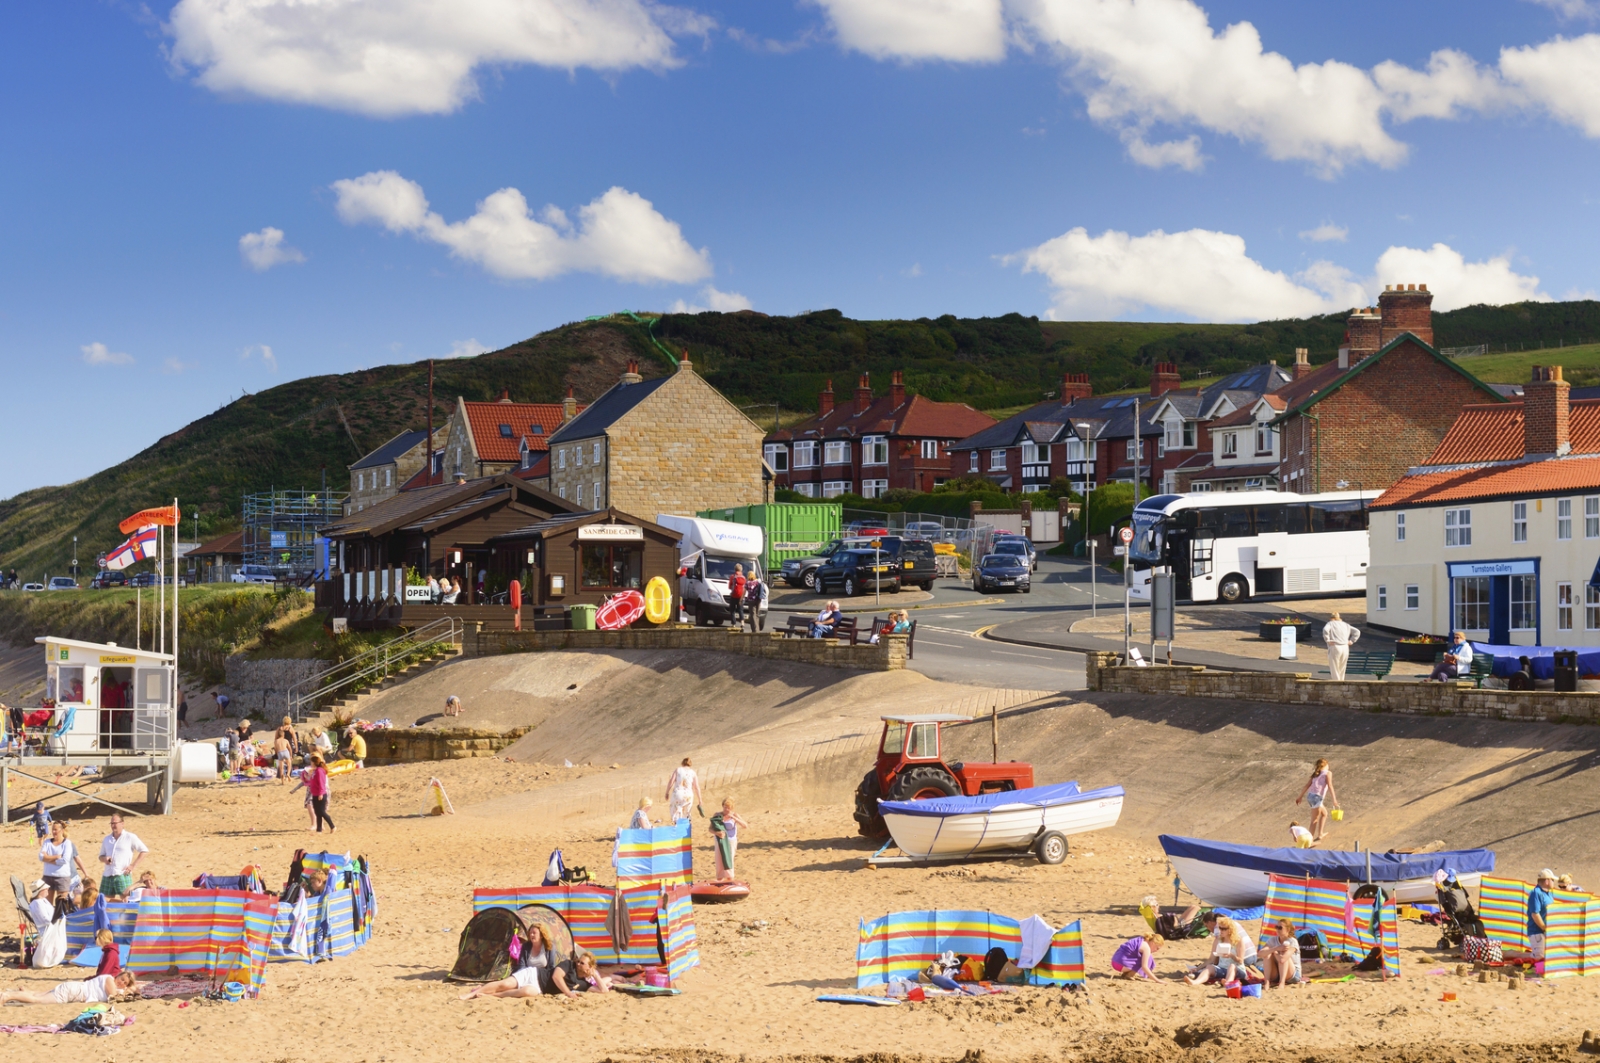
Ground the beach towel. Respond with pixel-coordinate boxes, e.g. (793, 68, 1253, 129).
(709, 812, 733, 875)
(1018, 914, 1054, 970)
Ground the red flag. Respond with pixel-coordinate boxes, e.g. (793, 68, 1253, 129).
(120, 505, 180, 534)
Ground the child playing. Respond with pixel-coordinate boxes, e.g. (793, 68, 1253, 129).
(31, 802, 50, 846)
(274, 733, 292, 782)
(1110, 932, 1162, 979)
(94, 928, 122, 978)
(709, 797, 750, 882)
(1289, 821, 1315, 848)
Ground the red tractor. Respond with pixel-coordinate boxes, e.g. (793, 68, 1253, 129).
(853, 714, 1034, 837)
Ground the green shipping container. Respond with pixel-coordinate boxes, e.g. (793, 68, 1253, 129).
(697, 502, 842, 574)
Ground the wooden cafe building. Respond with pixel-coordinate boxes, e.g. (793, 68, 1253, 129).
(316, 472, 680, 629)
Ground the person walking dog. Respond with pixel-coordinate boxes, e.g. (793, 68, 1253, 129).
(1322, 611, 1361, 681)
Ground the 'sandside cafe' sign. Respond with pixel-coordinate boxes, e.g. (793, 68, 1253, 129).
(577, 525, 644, 542)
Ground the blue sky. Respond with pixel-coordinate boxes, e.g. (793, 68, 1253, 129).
(4, 0, 1600, 498)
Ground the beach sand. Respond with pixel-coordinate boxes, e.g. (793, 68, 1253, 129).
(1, 756, 1595, 1062)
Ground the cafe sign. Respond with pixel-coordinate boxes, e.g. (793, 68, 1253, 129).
(578, 524, 644, 542)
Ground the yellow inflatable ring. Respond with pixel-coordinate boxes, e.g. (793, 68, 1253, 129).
(644, 575, 673, 624)
(327, 758, 358, 776)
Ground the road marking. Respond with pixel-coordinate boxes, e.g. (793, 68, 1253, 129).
(992, 649, 1057, 660)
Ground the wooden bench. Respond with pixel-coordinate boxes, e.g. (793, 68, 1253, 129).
(868, 616, 918, 659)
(781, 614, 860, 645)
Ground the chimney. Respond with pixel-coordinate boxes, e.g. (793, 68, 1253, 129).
(890, 370, 906, 408)
(819, 380, 835, 416)
(1525, 364, 1571, 457)
(855, 372, 873, 415)
(1378, 283, 1434, 347)
(454, 470, 468, 485)
(1343, 306, 1382, 368)
(621, 359, 642, 385)
(1150, 362, 1181, 397)
(562, 386, 577, 423)
(676, 350, 693, 374)
(1293, 348, 1312, 379)
(1060, 373, 1092, 403)
(497, 388, 512, 403)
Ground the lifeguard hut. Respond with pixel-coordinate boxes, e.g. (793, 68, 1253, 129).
(1, 636, 178, 822)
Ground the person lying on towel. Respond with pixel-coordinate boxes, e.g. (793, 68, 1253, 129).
(0, 970, 138, 1005)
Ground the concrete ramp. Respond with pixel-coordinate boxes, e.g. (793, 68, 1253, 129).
(933, 691, 1600, 885)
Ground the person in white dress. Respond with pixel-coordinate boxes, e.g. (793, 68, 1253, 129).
(665, 758, 702, 822)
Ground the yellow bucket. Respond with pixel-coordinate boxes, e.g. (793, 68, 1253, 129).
(1330, 809, 1345, 821)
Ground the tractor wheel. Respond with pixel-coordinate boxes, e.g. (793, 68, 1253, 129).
(1036, 830, 1068, 865)
(888, 766, 960, 802)
(854, 769, 887, 837)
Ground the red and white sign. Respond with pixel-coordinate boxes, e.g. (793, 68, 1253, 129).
(1118, 526, 1134, 544)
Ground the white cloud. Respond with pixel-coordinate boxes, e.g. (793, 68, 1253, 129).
(333, 170, 712, 284)
(448, 338, 490, 358)
(669, 285, 753, 313)
(1299, 222, 1348, 243)
(81, 342, 133, 366)
(1525, 0, 1600, 19)
(810, 0, 1007, 62)
(1009, 224, 1546, 320)
(161, 357, 192, 374)
(165, 0, 710, 118)
(1121, 131, 1204, 172)
(902, 262, 923, 277)
(1498, 35, 1600, 137)
(241, 344, 278, 372)
(238, 226, 306, 270)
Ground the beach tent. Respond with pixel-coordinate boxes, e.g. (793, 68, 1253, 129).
(1263, 874, 1399, 977)
(615, 820, 692, 887)
(126, 889, 276, 997)
(854, 910, 1085, 988)
(471, 884, 700, 978)
(447, 904, 574, 983)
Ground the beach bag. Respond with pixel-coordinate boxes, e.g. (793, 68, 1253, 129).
(982, 947, 1011, 982)
(1462, 935, 1502, 964)
(542, 849, 566, 887)
(561, 866, 590, 884)
(1354, 946, 1384, 972)
(1298, 929, 1329, 960)
(956, 956, 985, 983)
(32, 918, 67, 969)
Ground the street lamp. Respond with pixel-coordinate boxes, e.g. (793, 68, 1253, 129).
(1076, 422, 1095, 617)
(72, 536, 78, 580)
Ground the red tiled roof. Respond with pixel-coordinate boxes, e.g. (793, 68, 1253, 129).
(1376, 455, 1600, 508)
(1426, 399, 1600, 464)
(1207, 404, 1264, 429)
(771, 391, 994, 442)
(463, 401, 583, 463)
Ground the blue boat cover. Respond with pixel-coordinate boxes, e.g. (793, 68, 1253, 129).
(877, 781, 1121, 818)
(1465, 642, 1600, 679)
(1159, 835, 1495, 883)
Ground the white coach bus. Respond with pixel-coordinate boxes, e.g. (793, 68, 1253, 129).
(1126, 490, 1380, 604)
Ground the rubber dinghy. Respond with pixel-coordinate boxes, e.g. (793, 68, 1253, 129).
(1158, 835, 1496, 908)
(879, 781, 1124, 864)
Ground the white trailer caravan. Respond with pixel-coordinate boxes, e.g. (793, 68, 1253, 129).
(655, 514, 769, 628)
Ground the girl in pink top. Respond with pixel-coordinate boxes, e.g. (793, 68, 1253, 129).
(304, 755, 334, 834)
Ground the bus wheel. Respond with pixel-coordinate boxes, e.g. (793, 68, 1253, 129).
(1218, 575, 1249, 603)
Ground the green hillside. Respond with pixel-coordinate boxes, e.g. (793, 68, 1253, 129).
(4, 299, 1598, 580)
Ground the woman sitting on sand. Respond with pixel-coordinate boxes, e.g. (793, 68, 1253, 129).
(1261, 920, 1302, 988)
(460, 927, 563, 1000)
(1185, 916, 1256, 986)
(0, 970, 137, 1005)
(1110, 931, 1162, 979)
(629, 797, 653, 830)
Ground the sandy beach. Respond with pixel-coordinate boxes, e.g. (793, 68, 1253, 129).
(2, 745, 1596, 1063)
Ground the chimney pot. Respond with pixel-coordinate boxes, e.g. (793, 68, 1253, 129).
(1060, 373, 1093, 403)
(1524, 363, 1571, 456)
(819, 379, 835, 416)
(562, 386, 577, 423)
(621, 358, 643, 385)
(1419, 283, 1428, 292)
(498, 388, 511, 403)
(890, 370, 906, 407)
(855, 373, 873, 415)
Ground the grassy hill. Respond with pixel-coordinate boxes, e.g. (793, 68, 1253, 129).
(6, 299, 1600, 579)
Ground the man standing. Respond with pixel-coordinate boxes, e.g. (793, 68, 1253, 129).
(1428, 632, 1474, 681)
(1528, 868, 1556, 964)
(97, 815, 148, 900)
(1322, 611, 1361, 681)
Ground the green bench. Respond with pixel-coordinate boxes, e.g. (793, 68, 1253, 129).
(1318, 648, 1395, 679)
(1432, 650, 1496, 687)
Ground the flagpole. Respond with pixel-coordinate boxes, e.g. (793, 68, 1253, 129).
(158, 524, 165, 657)
(172, 498, 180, 719)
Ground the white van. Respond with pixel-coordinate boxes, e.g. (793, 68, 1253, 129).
(655, 514, 769, 628)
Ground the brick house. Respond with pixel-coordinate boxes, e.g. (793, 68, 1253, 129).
(545, 358, 767, 517)
(1146, 361, 1295, 492)
(1172, 393, 1288, 492)
(1272, 284, 1505, 494)
(347, 428, 435, 513)
(766, 372, 996, 498)
(1368, 364, 1600, 644)
(418, 391, 584, 488)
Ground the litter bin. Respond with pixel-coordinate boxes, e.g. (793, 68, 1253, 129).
(569, 604, 597, 631)
(1554, 649, 1579, 693)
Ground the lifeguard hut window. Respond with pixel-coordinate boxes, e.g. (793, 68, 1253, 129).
(48, 665, 84, 704)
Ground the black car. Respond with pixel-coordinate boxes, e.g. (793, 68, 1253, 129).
(990, 538, 1036, 572)
(128, 572, 158, 587)
(815, 550, 900, 596)
(973, 553, 1031, 593)
(89, 570, 128, 589)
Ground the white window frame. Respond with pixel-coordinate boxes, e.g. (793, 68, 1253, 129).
(1254, 422, 1273, 455)
(861, 435, 888, 466)
(1511, 573, 1538, 631)
(1376, 585, 1387, 610)
(574, 444, 582, 467)
(1559, 498, 1573, 540)
(1182, 421, 1196, 448)
(861, 479, 889, 499)
(357, 471, 365, 491)
(559, 448, 566, 470)
(1513, 501, 1528, 544)
(822, 481, 851, 498)
(823, 440, 851, 466)
(792, 482, 817, 498)
(1445, 508, 1471, 547)
(1588, 496, 1600, 539)
(385, 467, 392, 487)
(1405, 584, 1419, 610)
(989, 449, 1007, 471)
(1558, 581, 1574, 631)
(1066, 438, 1096, 462)
(592, 441, 602, 465)
(1125, 438, 1144, 461)
(1221, 432, 1238, 459)
(1164, 419, 1181, 449)
(576, 482, 585, 506)
(968, 451, 979, 473)
(793, 441, 818, 469)
(1021, 442, 1051, 464)
(1396, 512, 1406, 541)
(1453, 576, 1490, 631)
(594, 481, 603, 507)
(764, 444, 789, 473)
(1192, 482, 1212, 492)
(1587, 584, 1600, 631)
(920, 439, 939, 460)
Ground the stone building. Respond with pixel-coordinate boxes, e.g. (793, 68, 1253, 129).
(347, 429, 434, 513)
(545, 358, 766, 517)
(429, 391, 583, 486)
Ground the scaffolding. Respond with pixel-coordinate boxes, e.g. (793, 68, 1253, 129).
(242, 489, 348, 577)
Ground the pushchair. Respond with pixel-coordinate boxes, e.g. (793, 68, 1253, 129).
(1433, 875, 1486, 949)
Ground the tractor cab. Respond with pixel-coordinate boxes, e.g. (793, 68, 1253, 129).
(854, 714, 1035, 837)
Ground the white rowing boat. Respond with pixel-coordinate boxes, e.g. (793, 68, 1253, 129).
(878, 781, 1124, 863)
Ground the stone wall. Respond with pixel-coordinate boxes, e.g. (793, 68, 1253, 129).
(467, 624, 908, 672)
(363, 726, 531, 765)
(222, 657, 326, 719)
(1083, 651, 1600, 724)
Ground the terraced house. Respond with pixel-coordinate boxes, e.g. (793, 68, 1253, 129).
(766, 372, 995, 497)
